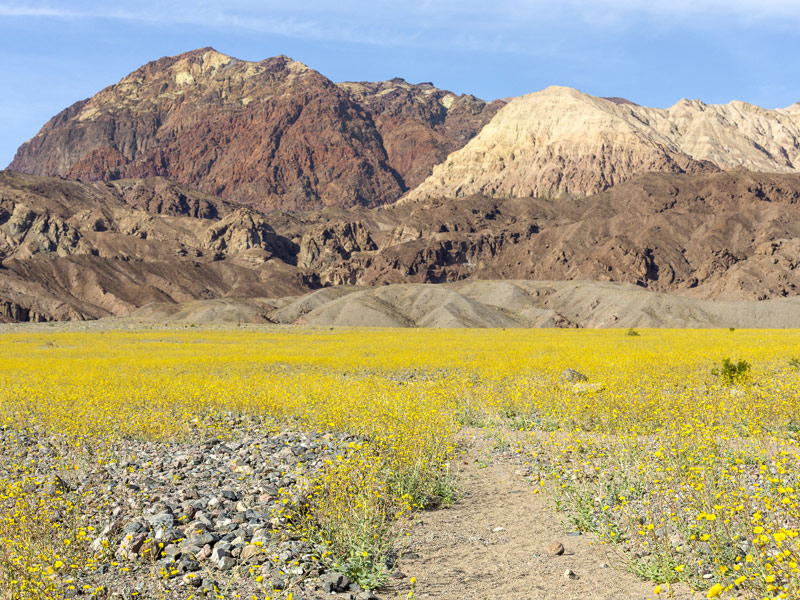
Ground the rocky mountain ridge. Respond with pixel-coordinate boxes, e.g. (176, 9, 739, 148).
(6, 50, 800, 324)
(11, 48, 406, 212)
(404, 86, 800, 202)
(10, 49, 800, 213)
(3, 170, 800, 322)
(0, 172, 309, 321)
(338, 78, 504, 190)
(9, 48, 499, 212)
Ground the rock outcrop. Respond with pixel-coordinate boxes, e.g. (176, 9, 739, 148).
(4, 169, 800, 321)
(203, 209, 297, 262)
(0, 171, 309, 321)
(289, 170, 800, 301)
(403, 86, 800, 202)
(298, 221, 377, 269)
(0, 203, 90, 259)
(338, 79, 504, 189)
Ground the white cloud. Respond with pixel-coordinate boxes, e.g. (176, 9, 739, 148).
(560, 0, 800, 24)
(0, 3, 426, 47)
(0, 4, 75, 16)
(1, 0, 798, 49)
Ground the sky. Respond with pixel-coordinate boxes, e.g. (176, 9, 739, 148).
(2, 1, 800, 167)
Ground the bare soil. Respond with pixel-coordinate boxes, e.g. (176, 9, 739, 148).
(385, 429, 692, 600)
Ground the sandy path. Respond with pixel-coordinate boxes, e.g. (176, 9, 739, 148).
(385, 429, 692, 600)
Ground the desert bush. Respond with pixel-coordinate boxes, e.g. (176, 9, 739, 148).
(711, 357, 751, 385)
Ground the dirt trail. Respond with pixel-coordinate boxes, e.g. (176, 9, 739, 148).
(386, 429, 691, 600)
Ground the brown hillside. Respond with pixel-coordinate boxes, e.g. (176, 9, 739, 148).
(339, 79, 504, 189)
(9, 48, 403, 212)
(9, 49, 506, 213)
(2, 170, 800, 322)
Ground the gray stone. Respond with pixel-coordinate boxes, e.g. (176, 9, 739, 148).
(122, 520, 145, 534)
(177, 558, 200, 573)
(560, 368, 588, 382)
(146, 512, 174, 528)
(45, 474, 70, 496)
(155, 526, 180, 543)
(211, 546, 231, 563)
(179, 543, 201, 556)
(320, 571, 351, 593)
(187, 532, 216, 547)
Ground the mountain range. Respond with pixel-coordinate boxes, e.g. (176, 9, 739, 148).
(3, 48, 800, 325)
(9, 48, 501, 212)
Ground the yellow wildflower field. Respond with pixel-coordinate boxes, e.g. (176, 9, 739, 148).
(1, 327, 799, 599)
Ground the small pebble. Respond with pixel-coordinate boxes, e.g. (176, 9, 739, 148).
(545, 541, 565, 556)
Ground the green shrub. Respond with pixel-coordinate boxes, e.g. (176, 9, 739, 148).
(711, 358, 750, 385)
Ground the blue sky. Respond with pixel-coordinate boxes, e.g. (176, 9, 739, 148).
(2, 1, 800, 168)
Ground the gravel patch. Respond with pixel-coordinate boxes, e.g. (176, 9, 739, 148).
(0, 417, 379, 599)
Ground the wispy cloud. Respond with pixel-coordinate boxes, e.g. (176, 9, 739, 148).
(0, 4, 157, 21)
(1, 0, 797, 53)
(0, 4, 75, 16)
(4, 1, 800, 28)
(0, 3, 429, 48)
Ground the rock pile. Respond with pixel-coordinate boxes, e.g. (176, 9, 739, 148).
(0, 419, 381, 599)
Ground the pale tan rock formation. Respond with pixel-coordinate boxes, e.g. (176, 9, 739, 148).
(403, 86, 800, 202)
